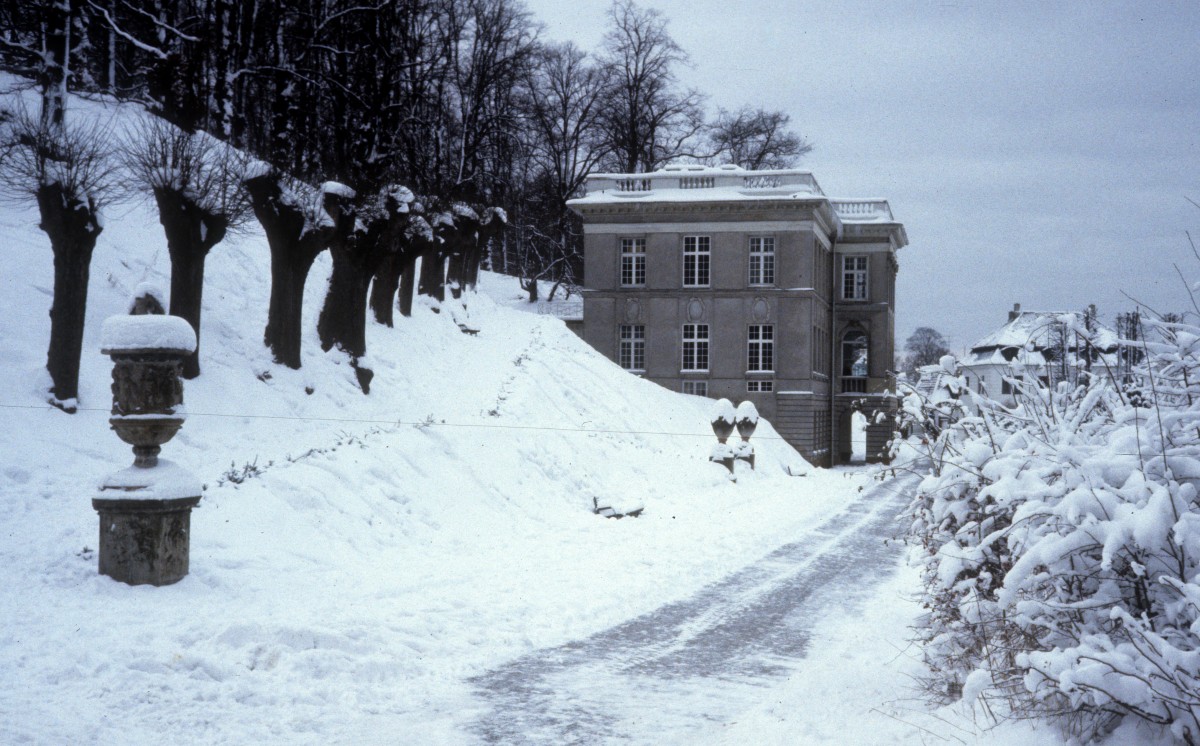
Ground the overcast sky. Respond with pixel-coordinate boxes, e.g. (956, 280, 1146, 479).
(525, 0, 1200, 352)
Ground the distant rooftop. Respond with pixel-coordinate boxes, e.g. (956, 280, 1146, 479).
(967, 304, 1119, 366)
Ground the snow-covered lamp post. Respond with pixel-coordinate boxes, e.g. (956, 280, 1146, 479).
(709, 398, 737, 475)
(734, 400, 758, 470)
(93, 285, 201, 586)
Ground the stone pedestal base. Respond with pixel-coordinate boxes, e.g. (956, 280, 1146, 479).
(734, 442, 755, 470)
(92, 496, 200, 586)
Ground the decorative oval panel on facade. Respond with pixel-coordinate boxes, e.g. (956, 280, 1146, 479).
(686, 298, 705, 322)
(624, 298, 641, 323)
(752, 297, 770, 322)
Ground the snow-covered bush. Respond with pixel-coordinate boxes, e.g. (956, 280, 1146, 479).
(905, 315, 1200, 743)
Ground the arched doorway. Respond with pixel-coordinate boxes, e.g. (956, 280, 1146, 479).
(841, 328, 869, 393)
(850, 409, 867, 462)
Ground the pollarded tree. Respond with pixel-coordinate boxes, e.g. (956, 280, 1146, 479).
(123, 116, 250, 378)
(418, 207, 453, 305)
(0, 0, 119, 410)
(464, 206, 506, 294)
(317, 185, 416, 393)
(370, 208, 434, 326)
(3, 110, 119, 410)
(243, 169, 342, 369)
(442, 203, 483, 301)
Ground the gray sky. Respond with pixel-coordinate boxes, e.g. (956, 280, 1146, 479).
(525, 0, 1200, 352)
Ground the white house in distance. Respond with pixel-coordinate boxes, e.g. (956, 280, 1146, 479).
(960, 303, 1118, 407)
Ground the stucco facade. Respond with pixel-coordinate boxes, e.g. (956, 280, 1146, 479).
(567, 165, 908, 466)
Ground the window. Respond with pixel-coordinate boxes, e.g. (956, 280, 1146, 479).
(841, 255, 868, 300)
(749, 236, 775, 286)
(748, 324, 774, 372)
(816, 244, 831, 295)
(620, 238, 646, 287)
(682, 323, 709, 371)
(813, 323, 829, 377)
(813, 410, 831, 458)
(619, 324, 645, 371)
(747, 380, 774, 392)
(682, 380, 708, 396)
(1001, 376, 1022, 395)
(841, 329, 868, 379)
(683, 236, 710, 287)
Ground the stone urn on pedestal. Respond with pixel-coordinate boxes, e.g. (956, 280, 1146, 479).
(709, 398, 737, 476)
(734, 400, 759, 470)
(93, 285, 201, 586)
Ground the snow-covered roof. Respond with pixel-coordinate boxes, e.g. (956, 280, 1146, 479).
(567, 165, 907, 247)
(970, 308, 1118, 354)
(569, 165, 823, 204)
(964, 307, 1120, 375)
(915, 361, 962, 404)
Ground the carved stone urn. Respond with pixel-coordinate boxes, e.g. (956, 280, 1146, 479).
(93, 285, 201, 586)
(710, 398, 736, 443)
(709, 398, 737, 476)
(734, 400, 759, 470)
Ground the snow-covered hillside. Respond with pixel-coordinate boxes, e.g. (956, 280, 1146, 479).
(0, 90, 871, 741)
(1, 85, 1102, 746)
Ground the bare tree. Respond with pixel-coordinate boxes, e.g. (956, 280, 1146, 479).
(507, 42, 607, 297)
(122, 116, 250, 377)
(904, 326, 951, 380)
(2, 108, 119, 409)
(598, 0, 705, 173)
(0, 0, 119, 410)
(707, 106, 811, 170)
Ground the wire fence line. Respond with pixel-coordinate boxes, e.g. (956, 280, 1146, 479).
(0, 402, 794, 442)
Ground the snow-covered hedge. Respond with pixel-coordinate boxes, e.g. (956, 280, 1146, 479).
(902, 318, 1200, 743)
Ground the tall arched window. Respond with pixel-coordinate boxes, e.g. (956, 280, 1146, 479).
(841, 329, 869, 392)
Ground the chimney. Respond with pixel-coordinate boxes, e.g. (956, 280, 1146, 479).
(1009, 303, 1021, 322)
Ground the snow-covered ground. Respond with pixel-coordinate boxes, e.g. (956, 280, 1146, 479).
(0, 89, 1101, 744)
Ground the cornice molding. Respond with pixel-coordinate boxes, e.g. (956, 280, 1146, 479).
(574, 199, 824, 218)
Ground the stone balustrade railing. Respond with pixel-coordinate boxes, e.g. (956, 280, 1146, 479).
(585, 167, 823, 197)
(832, 199, 894, 222)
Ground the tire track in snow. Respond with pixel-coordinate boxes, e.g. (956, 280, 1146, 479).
(466, 470, 923, 744)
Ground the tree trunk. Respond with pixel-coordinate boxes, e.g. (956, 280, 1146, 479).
(370, 253, 401, 327)
(464, 243, 483, 293)
(317, 235, 371, 359)
(155, 188, 227, 379)
(521, 277, 539, 303)
(418, 247, 446, 304)
(398, 262, 415, 318)
(265, 247, 320, 368)
(168, 249, 206, 380)
(317, 229, 378, 394)
(37, 183, 101, 409)
(447, 252, 465, 300)
(40, 0, 70, 132)
(245, 174, 330, 369)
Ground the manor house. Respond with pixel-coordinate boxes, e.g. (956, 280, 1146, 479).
(567, 165, 908, 466)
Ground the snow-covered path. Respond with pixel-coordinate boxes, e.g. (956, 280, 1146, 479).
(467, 470, 922, 744)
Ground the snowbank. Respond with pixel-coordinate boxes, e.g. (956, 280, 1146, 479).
(0, 83, 862, 744)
